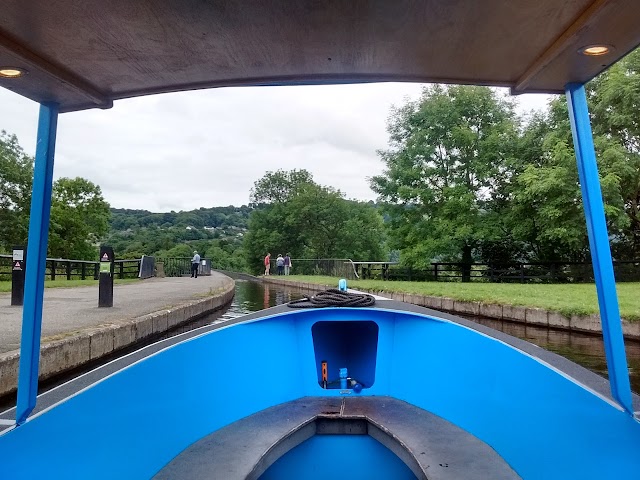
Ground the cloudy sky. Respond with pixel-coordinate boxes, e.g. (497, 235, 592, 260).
(1, 84, 550, 213)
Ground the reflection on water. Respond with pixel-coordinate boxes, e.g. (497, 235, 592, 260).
(212, 280, 306, 322)
(199, 279, 640, 394)
(156, 280, 305, 339)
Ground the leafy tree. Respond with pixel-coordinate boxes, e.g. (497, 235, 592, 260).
(158, 244, 193, 258)
(588, 49, 640, 257)
(250, 169, 314, 205)
(589, 49, 640, 153)
(373, 75, 640, 269)
(244, 170, 321, 271)
(371, 85, 519, 276)
(48, 177, 111, 260)
(0, 133, 111, 260)
(339, 201, 386, 260)
(244, 171, 386, 274)
(205, 241, 247, 271)
(474, 111, 552, 266)
(243, 203, 294, 272)
(511, 98, 631, 262)
(287, 184, 349, 258)
(0, 131, 33, 250)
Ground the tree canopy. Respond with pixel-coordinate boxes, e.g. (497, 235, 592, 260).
(588, 49, 640, 258)
(48, 177, 111, 260)
(511, 98, 630, 262)
(372, 70, 640, 270)
(104, 206, 249, 269)
(249, 169, 315, 205)
(0, 131, 32, 250)
(0, 132, 111, 260)
(371, 85, 518, 269)
(244, 170, 385, 273)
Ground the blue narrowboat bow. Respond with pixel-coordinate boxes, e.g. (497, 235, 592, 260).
(1, 2, 640, 478)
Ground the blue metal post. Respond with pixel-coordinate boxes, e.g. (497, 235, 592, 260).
(565, 84, 633, 414)
(15, 103, 59, 425)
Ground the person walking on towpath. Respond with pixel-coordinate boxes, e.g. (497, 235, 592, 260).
(276, 254, 285, 275)
(191, 251, 201, 278)
(284, 253, 292, 275)
(264, 252, 271, 275)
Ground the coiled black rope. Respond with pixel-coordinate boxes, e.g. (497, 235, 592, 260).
(287, 289, 376, 308)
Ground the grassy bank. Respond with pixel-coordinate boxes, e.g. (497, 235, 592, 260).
(275, 275, 640, 321)
(0, 278, 140, 293)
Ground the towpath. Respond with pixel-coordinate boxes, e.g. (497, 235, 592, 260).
(0, 273, 233, 355)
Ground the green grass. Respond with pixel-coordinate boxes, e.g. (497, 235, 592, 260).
(0, 278, 140, 293)
(281, 275, 640, 321)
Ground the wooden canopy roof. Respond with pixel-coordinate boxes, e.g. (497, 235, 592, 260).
(1, 0, 639, 112)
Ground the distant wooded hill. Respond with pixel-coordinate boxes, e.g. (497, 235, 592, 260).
(109, 206, 252, 231)
(106, 207, 252, 269)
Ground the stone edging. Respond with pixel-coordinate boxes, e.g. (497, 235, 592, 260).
(0, 279, 235, 397)
(260, 277, 640, 340)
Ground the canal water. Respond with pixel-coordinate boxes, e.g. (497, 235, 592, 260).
(206, 279, 640, 394)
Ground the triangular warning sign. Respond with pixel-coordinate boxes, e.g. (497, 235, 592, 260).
(13, 261, 22, 270)
(101, 253, 109, 261)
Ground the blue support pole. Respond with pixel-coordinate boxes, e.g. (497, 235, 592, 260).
(565, 83, 633, 414)
(15, 103, 59, 425)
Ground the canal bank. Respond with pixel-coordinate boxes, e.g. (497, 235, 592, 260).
(260, 277, 640, 340)
(0, 274, 235, 397)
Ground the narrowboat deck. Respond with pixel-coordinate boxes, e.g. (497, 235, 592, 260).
(3, 300, 636, 433)
(2, 299, 639, 479)
(154, 396, 520, 479)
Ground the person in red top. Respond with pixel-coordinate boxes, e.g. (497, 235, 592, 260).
(264, 252, 271, 276)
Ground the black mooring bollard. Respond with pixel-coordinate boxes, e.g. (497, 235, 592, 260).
(98, 246, 114, 307)
(11, 246, 26, 306)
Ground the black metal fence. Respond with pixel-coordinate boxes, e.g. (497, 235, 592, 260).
(0, 254, 141, 281)
(157, 257, 212, 277)
(354, 260, 640, 283)
(284, 259, 359, 279)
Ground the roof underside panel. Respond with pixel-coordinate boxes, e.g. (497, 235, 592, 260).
(1, 0, 639, 112)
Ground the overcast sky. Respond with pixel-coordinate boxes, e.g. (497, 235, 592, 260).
(1, 84, 551, 213)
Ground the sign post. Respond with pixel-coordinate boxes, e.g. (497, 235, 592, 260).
(98, 246, 114, 307)
(11, 246, 26, 306)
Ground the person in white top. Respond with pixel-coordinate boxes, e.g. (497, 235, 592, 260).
(191, 251, 201, 278)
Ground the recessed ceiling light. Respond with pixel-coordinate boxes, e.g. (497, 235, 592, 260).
(0, 67, 26, 78)
(579, 45, 612, 56)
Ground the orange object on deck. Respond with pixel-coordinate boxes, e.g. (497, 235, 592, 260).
(321, 360, 328, 388)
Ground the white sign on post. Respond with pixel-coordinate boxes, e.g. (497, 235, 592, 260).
(13, 250, 24, 261)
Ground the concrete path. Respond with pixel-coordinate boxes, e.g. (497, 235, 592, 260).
(0, 273, 233, 355)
